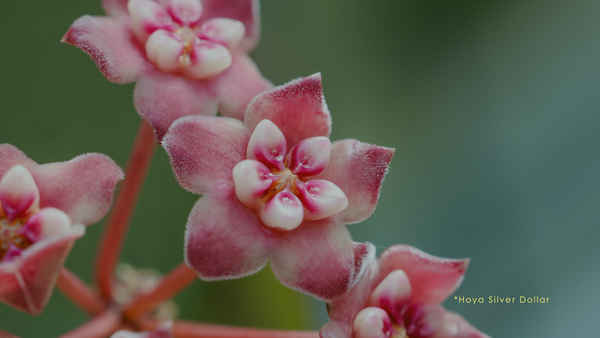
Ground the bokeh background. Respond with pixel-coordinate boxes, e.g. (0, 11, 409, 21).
(1, 0, 599, 336)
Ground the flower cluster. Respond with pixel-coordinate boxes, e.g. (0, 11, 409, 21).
(1, 0, 490, 337)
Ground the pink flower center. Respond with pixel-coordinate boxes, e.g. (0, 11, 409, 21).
(354, 271, 445, 338)
(0, 166, 72, 263)
(128, 0, 246, 80)
(233, 120, 348, 231)
(0, 211, 34, 262)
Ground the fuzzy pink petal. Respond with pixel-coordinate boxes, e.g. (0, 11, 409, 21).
(321, 258, 380, 338)
(318, 139, 394, 225)
(184, 192, 269, 280)
(215, 54, 273, 120)
(244, 73, 331, 149)
(0, 225, 85, 315)
(429, 311, 490, 338)
(29, 154, 124, 226)
(162, 116, 249, 194)
(270, 218, 359, 301)
(102, 0, 130, 18)
(199, 0, 259, 52)
(378, 245, 469, 305)
(62, 16, 149, 84)
(0, 145, 37, 176)
(134, 69, 220, 141)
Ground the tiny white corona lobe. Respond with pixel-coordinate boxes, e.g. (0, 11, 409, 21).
(233, 120, 349, 231)
(127, 0, 244, 79)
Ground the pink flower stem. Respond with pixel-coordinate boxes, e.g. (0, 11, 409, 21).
(124, 262, 197, 320)
(56, 268, 106, 315)
(139, 320, 319, 338)
(59, 309, 122, 338)
(95, 120, 156, 300)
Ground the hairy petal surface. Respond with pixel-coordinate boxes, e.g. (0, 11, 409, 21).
(319, 139, 394, 224)
(270, 218, 355, 301)
(0, 225, 85, 315)
(199, 0, 259, 52)
(185, 192, 268, 280)
(215, 54, 273, 120)
(378, 245, 469, 305)
(245, 73, 331, 149)
(134, 69, 220, 142)
(31, 154, 124, 225)
(163, 116, 249, 194)
(0, 145, 36, 175)
(62, 16, 149, 84)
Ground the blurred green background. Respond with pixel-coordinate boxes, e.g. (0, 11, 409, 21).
(1, 0, 599, 336)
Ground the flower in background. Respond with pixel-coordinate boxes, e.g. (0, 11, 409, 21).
(321, 245, 489, 338)
(163, 74, 394, 301)
(0, 144, 123, 315)
(62, 0, 272, 141)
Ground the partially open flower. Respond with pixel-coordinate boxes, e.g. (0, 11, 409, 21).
(62, 0, 271, 141)
(320, 245, 490, 338)
(0, 144, 123, 315)
(163, 74, 394, 300)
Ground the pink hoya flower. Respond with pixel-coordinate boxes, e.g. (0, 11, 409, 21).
(163, 74, 395, 300)
(321, 245, 490, 338)
(62, 0, 272, 141)
(0, 144, 123, 315)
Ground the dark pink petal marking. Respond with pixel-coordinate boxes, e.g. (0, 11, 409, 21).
(404, 304, 444, 338)
(168, 0, 203, 26)
(288, 136, 331, 176)
(246, 119, 287, 171)
(319, 139, 394, 225)
(163, 116, 249, 194)
(378, 245, 469, 305)
(184, 193, 268, 280)
(0, 166, 39, 221)
(215, 54, 273, 120)
(31, 153, 124, 226)
(62, 16, 149, 84)
(199, 0, 259, 52)
(0, 225, 84, 315)
(296, 180, 348, 221)
(367, 270, 412, 324)
(244, 73, 332, 149)
(134, 69, 220, 141)
(270, 218, 355, 301)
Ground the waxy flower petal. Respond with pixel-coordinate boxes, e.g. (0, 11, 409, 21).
(0, 144, 122, 314)
(352, 308, 392, 338)
(0, 166, 39, 222)
(64, 0, 271, 142)
(165, 74, 392, 300)
(320, 245, 489, 338)
(246, 119, 287, 171)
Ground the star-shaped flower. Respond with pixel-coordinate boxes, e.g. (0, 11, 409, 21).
(163, 74, 394, 300)
(62, 0, 272, 141)
(0, 144, 123, 315)
(321, 245, 490, 338)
